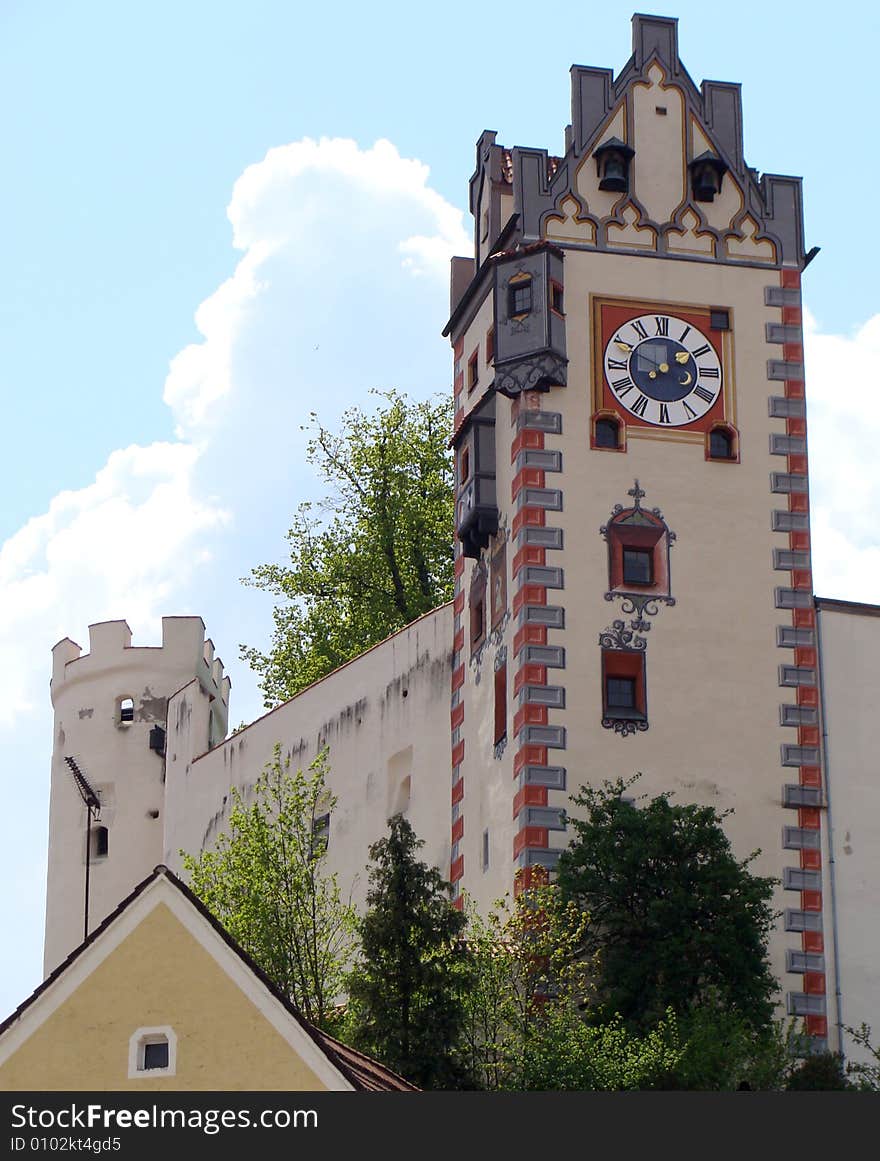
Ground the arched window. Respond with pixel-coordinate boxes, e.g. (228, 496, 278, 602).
(91, 825, 109, 859)
(595, 417, 620, 449)
(119, 696, 134, 724)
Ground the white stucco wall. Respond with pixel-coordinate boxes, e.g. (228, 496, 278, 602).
(163, 605, 453, 913)
(817, 599, 880, 1063)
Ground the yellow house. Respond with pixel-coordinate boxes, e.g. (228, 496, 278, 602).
(0, 865, 415, 1091)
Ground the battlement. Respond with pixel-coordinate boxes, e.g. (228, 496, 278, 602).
(51, 616, 230, 707)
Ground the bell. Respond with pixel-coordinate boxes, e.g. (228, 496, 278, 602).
(593, 137, 634, 194)
(599, 154, 628, 192)
(690, 152, 728, 202)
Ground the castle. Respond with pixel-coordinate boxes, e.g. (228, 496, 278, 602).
(43, 14, 879, 1059)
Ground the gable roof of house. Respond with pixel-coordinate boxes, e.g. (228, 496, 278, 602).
(0, 865, 417, 1092)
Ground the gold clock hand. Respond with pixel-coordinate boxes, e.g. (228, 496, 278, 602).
(614, 340, 633, 353)
(675, 351, 689, 365)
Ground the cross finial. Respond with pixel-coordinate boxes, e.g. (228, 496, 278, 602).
(628, 479, 646, 508)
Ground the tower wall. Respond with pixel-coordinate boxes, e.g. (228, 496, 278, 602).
(447, 14, 829, 1046)
(44, 617, 229, 975)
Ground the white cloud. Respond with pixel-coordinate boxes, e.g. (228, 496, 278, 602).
(804, 309, 880, 603)
(0, 443, 228, 728)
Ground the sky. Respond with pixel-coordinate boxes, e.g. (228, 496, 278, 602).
(1, 0, 879, 1019)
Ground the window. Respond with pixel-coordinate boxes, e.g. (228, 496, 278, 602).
(494, 664, 507, 745)
(708, 427, 735, 460)
(482, 828, 490, 872)
(594, 417, 620, 449)
(460, 446, 470, 485)
(622, 549, 653, 586)
(119, 697, 134, 724)
(468, 350, 479, 391)
(311, 812, 330, 856)
(91, 825, 109, 859)
(470, 597, 485, 647)
(606, 677, 636, 710)
(128, 1027, 176, 1078)
(601, 649, 647, 724)
(508, 278, 532, 318)
(143, 1041, 169, 1070)
(486, 327, 494, 364)
(470, 566, 487, 654)
(550, 281, 564, 315)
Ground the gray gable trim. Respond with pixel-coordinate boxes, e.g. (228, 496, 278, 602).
(494, 14, 804, 268)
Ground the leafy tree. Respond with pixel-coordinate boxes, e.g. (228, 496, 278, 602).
(241, 390, 454, 707)
(181, 745, 356, 1029)
(461, 874, 692, 1091)
(460, 872, 594, 1090)
(844, 1023, 880, 1091)
(344, 814, 472, 1089)
(557, 776, 778, 1032)
(659, 1004, 793, 1090)
(786, 1050, 852, 1090)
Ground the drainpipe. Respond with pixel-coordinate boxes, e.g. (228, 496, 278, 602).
(815, 602, 845, 1054)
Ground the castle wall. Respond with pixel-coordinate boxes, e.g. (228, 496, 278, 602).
(816, 599, 880, 1063)
(163, 606, 453, 912)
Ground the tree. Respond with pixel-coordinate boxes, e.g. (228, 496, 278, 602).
(461, 874, 690, 1091)
(241, 390, 454, 707)
(344, 814, 472, 1089)
(556, 776, 778, 1032)
(181, 745, 356, 1029)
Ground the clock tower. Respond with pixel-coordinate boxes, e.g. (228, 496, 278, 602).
(445, 15, 827, 1046)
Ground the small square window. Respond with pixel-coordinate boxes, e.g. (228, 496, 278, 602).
(508, 279, 532, 318)
(622, 549, 653, 586)
(129, 1027, 176, 1078)
(710, 308, 730, 331)
(606, 677, 636, 710)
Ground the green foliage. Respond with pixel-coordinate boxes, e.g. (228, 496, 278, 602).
(518, 1007, 685, 1091)
(344, 814, 472, 1090)
(461, 876, 687, 1090)
(557, 775, 778, 1032)
(659, 1004, 793, 1090)
(181, 745, 356, 1029)
(786, 1050, 852, 1090)
(844, 1023, 880, 1091)
(460, 875, 594, 1090)
(241, 390, 454, 707)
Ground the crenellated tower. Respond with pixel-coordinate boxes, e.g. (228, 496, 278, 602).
(44, 617, 229, 975)
(445, 14, 828, 1048)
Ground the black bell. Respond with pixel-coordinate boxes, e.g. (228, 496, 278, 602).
(593, 137, 635, 194)
(689, 151, 728, 202)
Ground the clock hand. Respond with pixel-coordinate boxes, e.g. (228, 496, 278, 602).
(675, 351, 690, 365)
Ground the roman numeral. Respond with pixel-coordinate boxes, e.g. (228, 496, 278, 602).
(612, 376, 635, 398)
(692, 343, 711, 357)
(694, 386, 715, 404)
(658, 403, 671, 424)
(631, 394, 649, 417)
(679, 325, 692, 343)
(699, 366, 720, 378)
(607, 358, 628, 370)
(654, 316, 669, 336)
(682, 400, 697, 420)
(631, 319, 649, 340)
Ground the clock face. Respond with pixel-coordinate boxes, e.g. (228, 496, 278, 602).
(602, 313, 723, 427)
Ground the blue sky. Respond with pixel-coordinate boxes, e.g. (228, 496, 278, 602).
(1, 0, 879, 1018)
